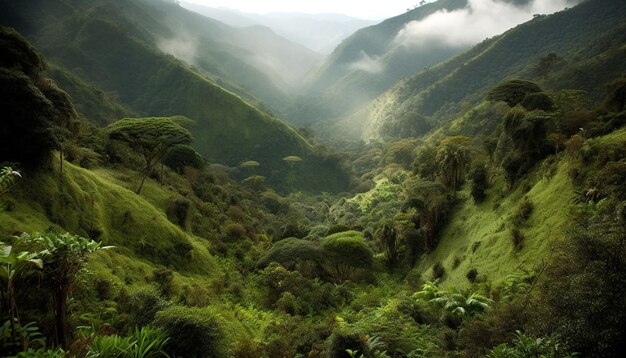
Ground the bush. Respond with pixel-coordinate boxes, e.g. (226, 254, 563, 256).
(326, 328, 367, 358)
(153, 306, 227, 358)
(466, 269, 479, 283)
(257, 237, 323, 269)
(120, 287, 169, 327)
(431, 262, 446, 281)
(514, 196, 533, 225)
(470, 165, 489, 203)
(510, 228, 524, 251)
(321, 231, 373, 282)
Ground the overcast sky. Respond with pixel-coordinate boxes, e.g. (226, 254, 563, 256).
(181, 0, 428, 19)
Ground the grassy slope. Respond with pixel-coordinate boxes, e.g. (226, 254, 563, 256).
(415, 152, 576, 287)
(0, 159, 220, 277)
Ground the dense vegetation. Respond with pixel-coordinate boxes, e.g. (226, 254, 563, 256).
(1, 0, 625, 357)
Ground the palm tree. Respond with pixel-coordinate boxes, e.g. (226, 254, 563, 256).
(436, 137, 472, 192)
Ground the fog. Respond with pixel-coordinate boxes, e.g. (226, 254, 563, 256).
(349, 51, 383, 73)
(157, 32, 199, 65)
(395, 0, 581, 48)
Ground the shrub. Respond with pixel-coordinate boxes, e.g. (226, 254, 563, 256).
(327, 328, 367, 358)
(120, 287, 169, 327)
(470, 165, 489, 203)
(510, 228, 524, 251)
(466, 268, 478, 283)
(321, 231, 373, 282)
(257, 237, 323, 269)
(515, 196, 533, 224)
(153, 306, 226, 358)
(225, 223, 247, 239)
(431, 262, 446, 281)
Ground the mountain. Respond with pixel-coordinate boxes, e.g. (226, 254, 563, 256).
(179, 2, 374, 54)
(293, 0, 469, 125)
(0, 0, 350, 193)
(340, 0, 626, 141)
(295, 0, 583, 128)
(1, 0, 321, 115)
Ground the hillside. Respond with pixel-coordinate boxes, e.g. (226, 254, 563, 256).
(0, 0, 350, 193)
(291, 0, 469, 125)
(0, 0, 321, 115)
(1, 1, 626, 357)
(348, 0, 626, 141)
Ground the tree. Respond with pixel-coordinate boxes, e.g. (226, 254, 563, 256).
(25, 233, 111, 348)
(163, 144, 204, 173)
(378, 222, 398, 268)
(0, 27, 78, 170)
(321, 231, 373, 283)
(257, 237, 323, 270)
(413, 144, 438, 181)
(405, 178, 448, 250)
(107, 117, 193, 194)
(470, 165, 489, 203)
(486, 79, 542, 107)
(282, 155, 303, 168)
(436, 136, 472, 191)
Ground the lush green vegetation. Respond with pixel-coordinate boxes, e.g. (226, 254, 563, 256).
(1, 0, 626, 357)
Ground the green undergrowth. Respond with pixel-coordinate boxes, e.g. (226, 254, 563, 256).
(0, 158, 221, 278)
(415, 155, 574, 287)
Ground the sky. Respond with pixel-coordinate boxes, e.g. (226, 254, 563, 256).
(181, 0, 429, 20)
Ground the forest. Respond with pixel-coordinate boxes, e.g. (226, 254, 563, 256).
(1, 0, 625, 357)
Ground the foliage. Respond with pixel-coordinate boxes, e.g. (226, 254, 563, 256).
(0, 27, 78, 169)
(163, 145, 204, 173)
(378, 222, 398, 268)
(321, 231, 373, 283)
(487, 331, 578, 358)
(0, 167, 21, 196)
(0, 240, 43, 346)
(153, 306, 226, 358)
(120, 287, 170, 327)
(487, 79, 542, 107)
(25, 232, 111, 347)
(414, 281, 492, 323)
(1, 320, 46, 356)
(533, 201, 626, 357)
(86, 326, 169, 358)
(107, 117, 193, 194)
(470, 165, 489, 203)
(436, 136, 472, 191)
(257, 237, 323, 269)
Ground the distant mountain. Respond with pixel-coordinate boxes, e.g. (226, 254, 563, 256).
(0, 0, 350, 192)
(180, 2, 375, 54)
(1, 0, 323, 115)
(295, 0, 583, 128)
(338, 0, 626, 141)
(292, 0, 469, 125)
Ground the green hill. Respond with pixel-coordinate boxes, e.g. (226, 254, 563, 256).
(0, 1, 350, 193)
(348, 0, 626, 141)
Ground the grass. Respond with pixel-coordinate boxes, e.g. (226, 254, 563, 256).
(414, 156, 574, 287)
(0, 157, 222, 278)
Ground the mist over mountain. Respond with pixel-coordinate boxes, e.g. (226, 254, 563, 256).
(180, 2, 375, 54)
(1, 0, 626, 357)
(297, 0, 582, 128)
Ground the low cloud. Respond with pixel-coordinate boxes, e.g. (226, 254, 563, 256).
(157, 32, 199, 65)
(348, 50, 383, 73)
(396, 0, 581, 48)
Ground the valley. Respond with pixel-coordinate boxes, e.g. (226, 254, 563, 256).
(1, 0, 625, 357)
